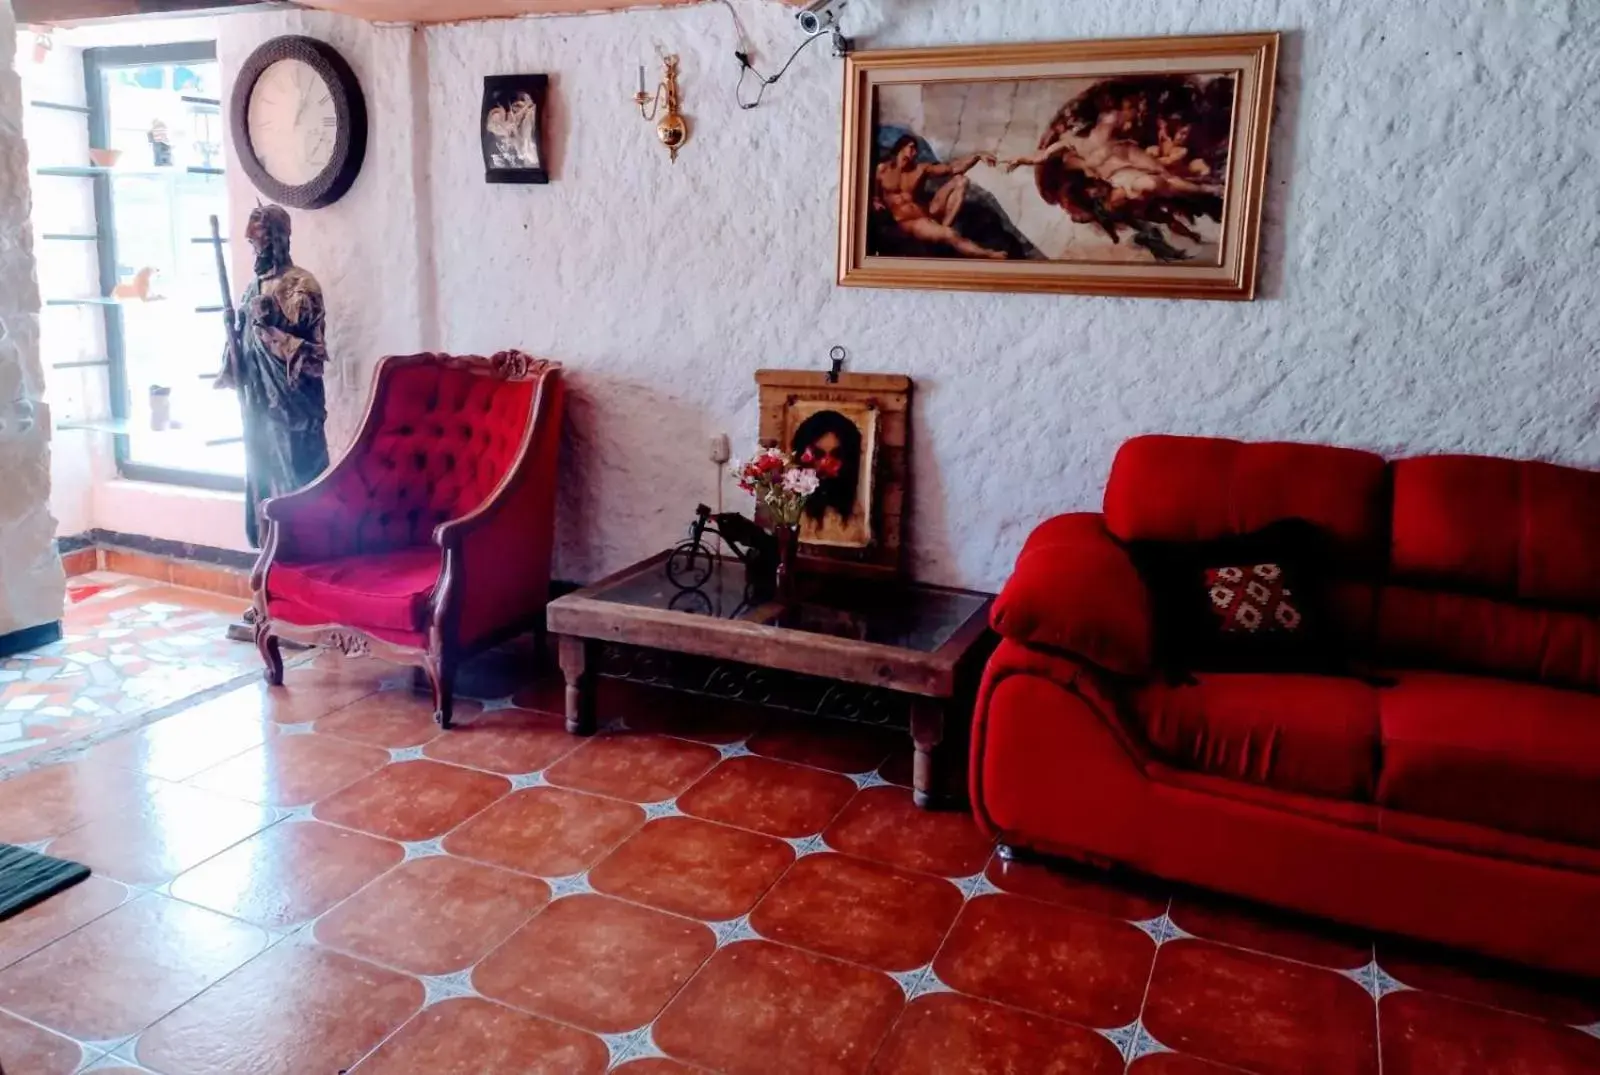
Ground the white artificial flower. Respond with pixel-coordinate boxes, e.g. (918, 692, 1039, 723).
(782, 468, 820, 496)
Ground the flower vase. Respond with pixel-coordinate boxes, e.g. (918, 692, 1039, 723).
(773, 523, 801, 606)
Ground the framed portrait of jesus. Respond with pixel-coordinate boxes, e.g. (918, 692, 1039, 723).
(757, 369, 912, 579)
(836, 33, 1279, 300)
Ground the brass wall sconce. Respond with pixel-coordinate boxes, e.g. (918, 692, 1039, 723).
(631, 55, 688, 163)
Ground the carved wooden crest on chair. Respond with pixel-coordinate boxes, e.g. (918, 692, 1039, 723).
(249, 350, 565, 727)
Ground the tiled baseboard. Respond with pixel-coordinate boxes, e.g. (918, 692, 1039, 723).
(59, 537, 253, 601)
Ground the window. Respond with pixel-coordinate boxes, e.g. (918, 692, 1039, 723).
(80, 42, 242, 490)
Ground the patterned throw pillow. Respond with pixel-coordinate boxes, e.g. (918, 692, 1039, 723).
(1204, 563, 1304, 634)
(1129, 520, 1341, 677)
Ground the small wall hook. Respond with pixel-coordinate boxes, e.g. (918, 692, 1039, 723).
(827, 345, 846, 383)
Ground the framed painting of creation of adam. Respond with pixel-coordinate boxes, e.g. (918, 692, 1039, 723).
(837, 33, 1279, 300)
(757, 369, 912, 578)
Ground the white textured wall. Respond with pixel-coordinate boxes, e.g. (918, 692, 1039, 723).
(221, 0, 1600, 592)
(0, 1, 65, 634)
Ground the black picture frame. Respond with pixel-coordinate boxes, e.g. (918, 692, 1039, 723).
(482, 74, 549, 185)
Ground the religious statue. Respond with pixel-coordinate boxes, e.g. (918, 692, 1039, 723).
(215, 205, 330, 548)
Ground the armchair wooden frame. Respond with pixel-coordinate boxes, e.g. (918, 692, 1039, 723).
(250, 350, 563, 728)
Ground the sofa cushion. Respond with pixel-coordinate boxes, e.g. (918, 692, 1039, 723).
(1103, 435, 1390, 571)
(268, 546, 442, 634)
(991, 513, 1153, 677)
(1390, 455, 1600, 608)
(1136, 673, 1381, 800)
(1377, 672, 1600, 849)
(1375, 584, 1600, 694)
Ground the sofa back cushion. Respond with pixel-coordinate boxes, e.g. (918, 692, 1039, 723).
(1104, 435, 1391, 571)
(349, 357, 535, 549)
(1390, 455, 1600, 607)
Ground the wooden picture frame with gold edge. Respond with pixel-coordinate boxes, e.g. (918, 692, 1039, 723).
(837, 32, 1279, 301)
(756, 369, 912, 579)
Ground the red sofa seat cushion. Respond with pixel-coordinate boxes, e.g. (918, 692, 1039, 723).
(1135, 673, 1381, 801)
(268, 547, 442, 634)
(1377, 672, 1600, 849)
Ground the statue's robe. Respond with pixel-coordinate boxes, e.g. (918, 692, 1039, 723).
(229, 266, 330, 548)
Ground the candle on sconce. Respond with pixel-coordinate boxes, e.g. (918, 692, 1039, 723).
(637, 64, 646, 96)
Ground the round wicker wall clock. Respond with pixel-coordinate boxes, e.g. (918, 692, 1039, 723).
(230, 35, 368, 210)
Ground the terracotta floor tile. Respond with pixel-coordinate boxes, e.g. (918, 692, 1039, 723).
(654, 939, 903, 1075)
(750, 852, 963, 972)
(1142, 939, 1378, 1075)
(544, 733, 720, 803)
(1127, 1056, 1244, 1075)
(1375, 938, 1600, 1025)
(443, 786, 644, 877)
(0, 895, 267, 1040)
(679, 755, 857, 838)
(934, 893, 1155, 1029)
(508, 676, 566, 716)
(877, 749, 913, 788)
(422, 708, 584, 774)
(1379, 990, 1600, 1075)
(0, 761, 149, 843)
(81, 692, 276, 781)
(823, 786, 993, 878)
(46, 779, 276, 886)
(611, 683, 764, 745)
(313, 760, 509, 842)
(351, 996, 608, 1075)
(184, 732, 391, 807)
(747, 717, 901, 774)
(0, 874, 129, 971)
(136, 940, 423, 1075)
(986, 855, 1169, 922)
(474, 893, 715, 1034)
(0, 1008, 84, 1075)
(169, 820, 403, 928)
(610, 1061, 701, 1075)
(316, 855, 549, 975)
(591, 816, 794, 920)
(1168, 892, 1371, 970)
(869, 993, 1123, 1075)
(315, 690, 477, 749)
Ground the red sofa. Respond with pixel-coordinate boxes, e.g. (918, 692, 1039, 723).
(971, 434, 1600, 976)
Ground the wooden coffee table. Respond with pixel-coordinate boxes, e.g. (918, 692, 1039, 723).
(546, 551, 995, 808)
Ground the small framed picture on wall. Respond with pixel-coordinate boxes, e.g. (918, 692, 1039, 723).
(482, 74, 549, 184)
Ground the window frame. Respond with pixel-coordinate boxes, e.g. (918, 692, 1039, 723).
(84, 40, 244, 494)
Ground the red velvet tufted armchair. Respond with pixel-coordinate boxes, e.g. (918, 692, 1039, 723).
(250, 351, 564, 728)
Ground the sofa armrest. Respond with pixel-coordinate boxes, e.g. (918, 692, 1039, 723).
(991, 512, 1154, 678)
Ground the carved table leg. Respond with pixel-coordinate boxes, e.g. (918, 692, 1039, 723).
(559, 634, 597, 736)
(910, 695, 954, 810)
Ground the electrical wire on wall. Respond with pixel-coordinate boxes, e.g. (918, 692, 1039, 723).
(718, 0, 850, 111)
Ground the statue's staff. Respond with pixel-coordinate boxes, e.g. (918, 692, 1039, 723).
(209, 214, 241, 389)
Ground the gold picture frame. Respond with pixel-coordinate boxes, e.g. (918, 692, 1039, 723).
(837, 33, 1279, 301)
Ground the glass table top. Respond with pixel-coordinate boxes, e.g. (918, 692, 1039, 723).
(586, 555, 989, 654)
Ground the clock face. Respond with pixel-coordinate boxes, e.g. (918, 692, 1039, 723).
(246, 58, 338, 188)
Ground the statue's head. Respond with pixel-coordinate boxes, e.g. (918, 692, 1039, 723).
(246, 204, 293, 275)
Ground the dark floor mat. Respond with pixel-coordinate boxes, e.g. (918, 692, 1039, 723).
(0, 844, 90, 921)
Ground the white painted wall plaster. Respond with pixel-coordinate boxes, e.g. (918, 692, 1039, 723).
(218, 0, 1600, 592)
(0, 0, 66, 634)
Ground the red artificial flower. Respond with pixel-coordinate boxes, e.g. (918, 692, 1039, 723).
(815, 456, 842, 479)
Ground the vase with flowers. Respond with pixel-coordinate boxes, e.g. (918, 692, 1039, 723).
(731, 446, 841, 604)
